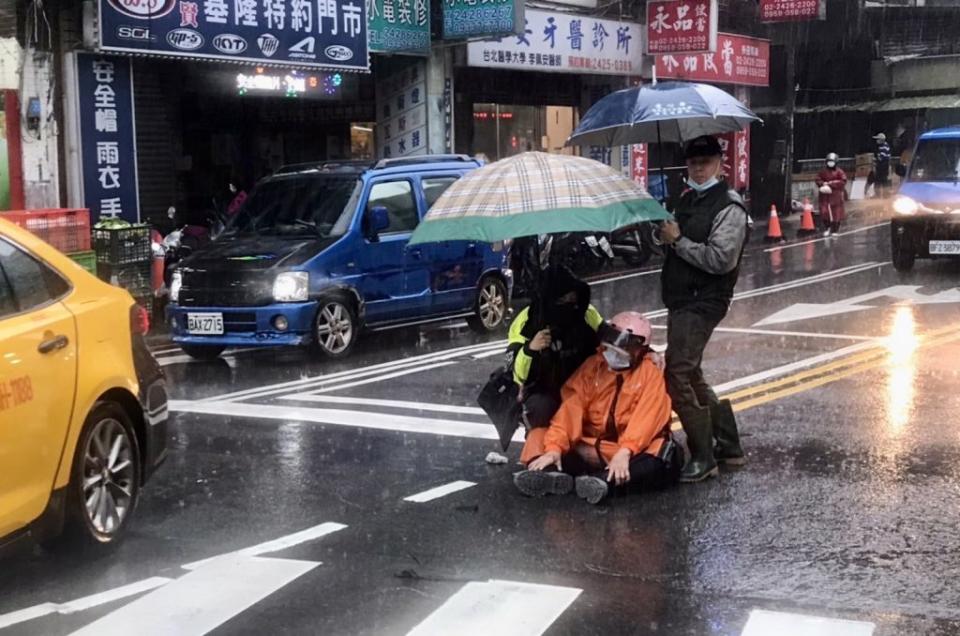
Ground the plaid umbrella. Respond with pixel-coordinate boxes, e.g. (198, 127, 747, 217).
(408, 152, 671, 246)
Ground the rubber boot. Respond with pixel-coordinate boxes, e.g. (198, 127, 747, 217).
(711, 399, 746, 466)
(679, 407, 719, 483)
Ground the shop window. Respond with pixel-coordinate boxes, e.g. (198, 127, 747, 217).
(368, 180, 418, 234)
(422, 177, 459, 210)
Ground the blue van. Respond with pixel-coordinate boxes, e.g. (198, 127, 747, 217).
(891, 126, 960, 271)
(166, 155, 511, 359)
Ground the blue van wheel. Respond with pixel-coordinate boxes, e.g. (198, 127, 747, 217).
(468, 277, 508, 333)
(312, 298, 358, 358)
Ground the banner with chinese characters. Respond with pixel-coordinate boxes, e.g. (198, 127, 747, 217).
(98, 0, 369, 72)
(646, 0, 717, 55)
(631, 144, 648, 190)
(376, 60, 427, 158)
(718, 129, 749, 191)
(654, 33, 769, 87)
(466, 8, 643, 75)
(369, 0, 430, 54)
(760, 0, 825, 22)
(443, 0, 524, 39)
(76, 53, 140, 223)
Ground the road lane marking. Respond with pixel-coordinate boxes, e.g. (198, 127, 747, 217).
(207, 340, 505, 403)
(741, 609, 875, 635)
(169, 401, 526, 443)
(727, 324, 960, 412)
(763, 222, 888, 253)
(278, 394, 487, 416)
(404, 480, 477, 503)
(406, 579, 581, 636)
(0, 577, 173, 630)
(650, 324, 880, 341)
(310, 361, 459, 394)
(182, 521, 347, 571)
(755, 284, 960, 326)
(69, 556, 318, 636)
(473, 349, 508, 359)
(589, 267, 662, 285)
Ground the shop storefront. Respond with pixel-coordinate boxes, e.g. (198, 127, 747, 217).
(66, 0, 373, 225)
(453, 7, 646, 167)
(130, 59, 375, 225)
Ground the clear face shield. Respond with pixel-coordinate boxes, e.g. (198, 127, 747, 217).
(600, 324, 649, 370)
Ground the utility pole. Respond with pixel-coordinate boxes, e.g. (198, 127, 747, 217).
(783, 23, 797, 215)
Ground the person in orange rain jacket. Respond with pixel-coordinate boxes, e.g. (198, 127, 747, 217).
(513, 312, 683, 504)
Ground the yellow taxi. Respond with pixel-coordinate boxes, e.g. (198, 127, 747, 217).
(0, 218, 167, 548)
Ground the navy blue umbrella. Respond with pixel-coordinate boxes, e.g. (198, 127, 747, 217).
(567, 81, 762, 147)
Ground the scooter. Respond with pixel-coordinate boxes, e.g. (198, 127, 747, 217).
(610, 222, 661, 268)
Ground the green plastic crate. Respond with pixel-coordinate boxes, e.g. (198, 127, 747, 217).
(68, 250, 96, 275)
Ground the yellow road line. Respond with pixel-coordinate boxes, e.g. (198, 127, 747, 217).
(722, 322, 960, 405)
(667, 324, 960, 431)
(730, 327, 960, 413)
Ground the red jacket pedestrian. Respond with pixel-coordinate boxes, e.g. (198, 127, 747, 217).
(816, 153, 848, 235)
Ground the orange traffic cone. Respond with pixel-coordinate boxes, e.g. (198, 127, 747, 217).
(768, 246, 784, 274)
(797, 198, 817, 237)
(765, 204, 786, 244)
(803, 240, 816, 272)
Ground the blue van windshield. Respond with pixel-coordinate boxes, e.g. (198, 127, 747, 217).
(226, 175, 360, 238)
(909, 138, 960, 183)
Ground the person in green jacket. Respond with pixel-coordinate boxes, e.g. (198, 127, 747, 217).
(509, 266, 603, 463)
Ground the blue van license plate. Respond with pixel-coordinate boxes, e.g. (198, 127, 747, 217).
(187, 313, 224, 335)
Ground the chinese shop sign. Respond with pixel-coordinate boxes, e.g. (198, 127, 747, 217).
(376, 60, 427, 158)
(443, 0, 524, 39)
(655, 33, 769, 87)
(646, 0, 717, 55)
(98, 0, 369, 71)
(467, 8, 643, 76)
(369, 0, 430, 54)
(75, 53, 140, 223)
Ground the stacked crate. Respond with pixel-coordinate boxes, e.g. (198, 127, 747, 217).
(93, 225, 153, 308)
(0, 209, 95, 273)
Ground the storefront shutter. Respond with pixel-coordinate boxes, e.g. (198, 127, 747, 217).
(133, 60, 178, 225)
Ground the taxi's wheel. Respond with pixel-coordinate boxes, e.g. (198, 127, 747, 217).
(468, 276, 508, 333)
(312, 297, 357, 358)
(65, 402, 142, 547)
(181, 344, 225, 360)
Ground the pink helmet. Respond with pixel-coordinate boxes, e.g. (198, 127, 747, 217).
(606, 311, 652, 347)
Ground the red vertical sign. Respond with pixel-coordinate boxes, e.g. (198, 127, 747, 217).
(631, 144, 649, 191)
(717, 130, 750, 191)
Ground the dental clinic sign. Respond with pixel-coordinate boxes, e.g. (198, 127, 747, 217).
(98, 0, 369, 71)
(467, 8, 643, 76)
(75, 53, 140, 223)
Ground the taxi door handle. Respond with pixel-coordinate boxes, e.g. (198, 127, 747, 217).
(38, 334, 69, 355)
(408, 248, 423, 259)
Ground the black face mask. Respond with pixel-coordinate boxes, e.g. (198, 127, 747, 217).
(550, 303, 581, 329)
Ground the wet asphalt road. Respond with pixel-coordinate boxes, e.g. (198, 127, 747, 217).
(4, 212, 960, 635)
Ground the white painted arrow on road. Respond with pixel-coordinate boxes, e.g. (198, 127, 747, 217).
(754, 285, 960, 326)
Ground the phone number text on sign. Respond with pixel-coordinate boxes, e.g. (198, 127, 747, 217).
(760, 0, 822, 21)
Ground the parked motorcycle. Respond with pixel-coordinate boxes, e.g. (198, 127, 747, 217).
(609, 222, 661, 268)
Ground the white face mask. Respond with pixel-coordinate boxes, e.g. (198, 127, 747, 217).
(826, 161, 836, 169)
(603, 346, 632, 370)
(687, 176, 720, 193)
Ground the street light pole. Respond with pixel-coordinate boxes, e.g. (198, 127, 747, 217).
(783, 22, 797, 216)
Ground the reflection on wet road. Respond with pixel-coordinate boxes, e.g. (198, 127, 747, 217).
(4, 218, 960, 635)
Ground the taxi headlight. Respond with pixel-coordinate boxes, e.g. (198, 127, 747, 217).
(170, 270, 182, 303)
(893, 196, 919, 216)
(273, 272, 309, 302)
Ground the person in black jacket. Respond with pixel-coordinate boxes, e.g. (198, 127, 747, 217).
(659, 135, 750, 483)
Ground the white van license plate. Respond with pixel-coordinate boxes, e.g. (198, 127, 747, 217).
(930, 241, 960, 255)
(187, 313, 224, 335)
